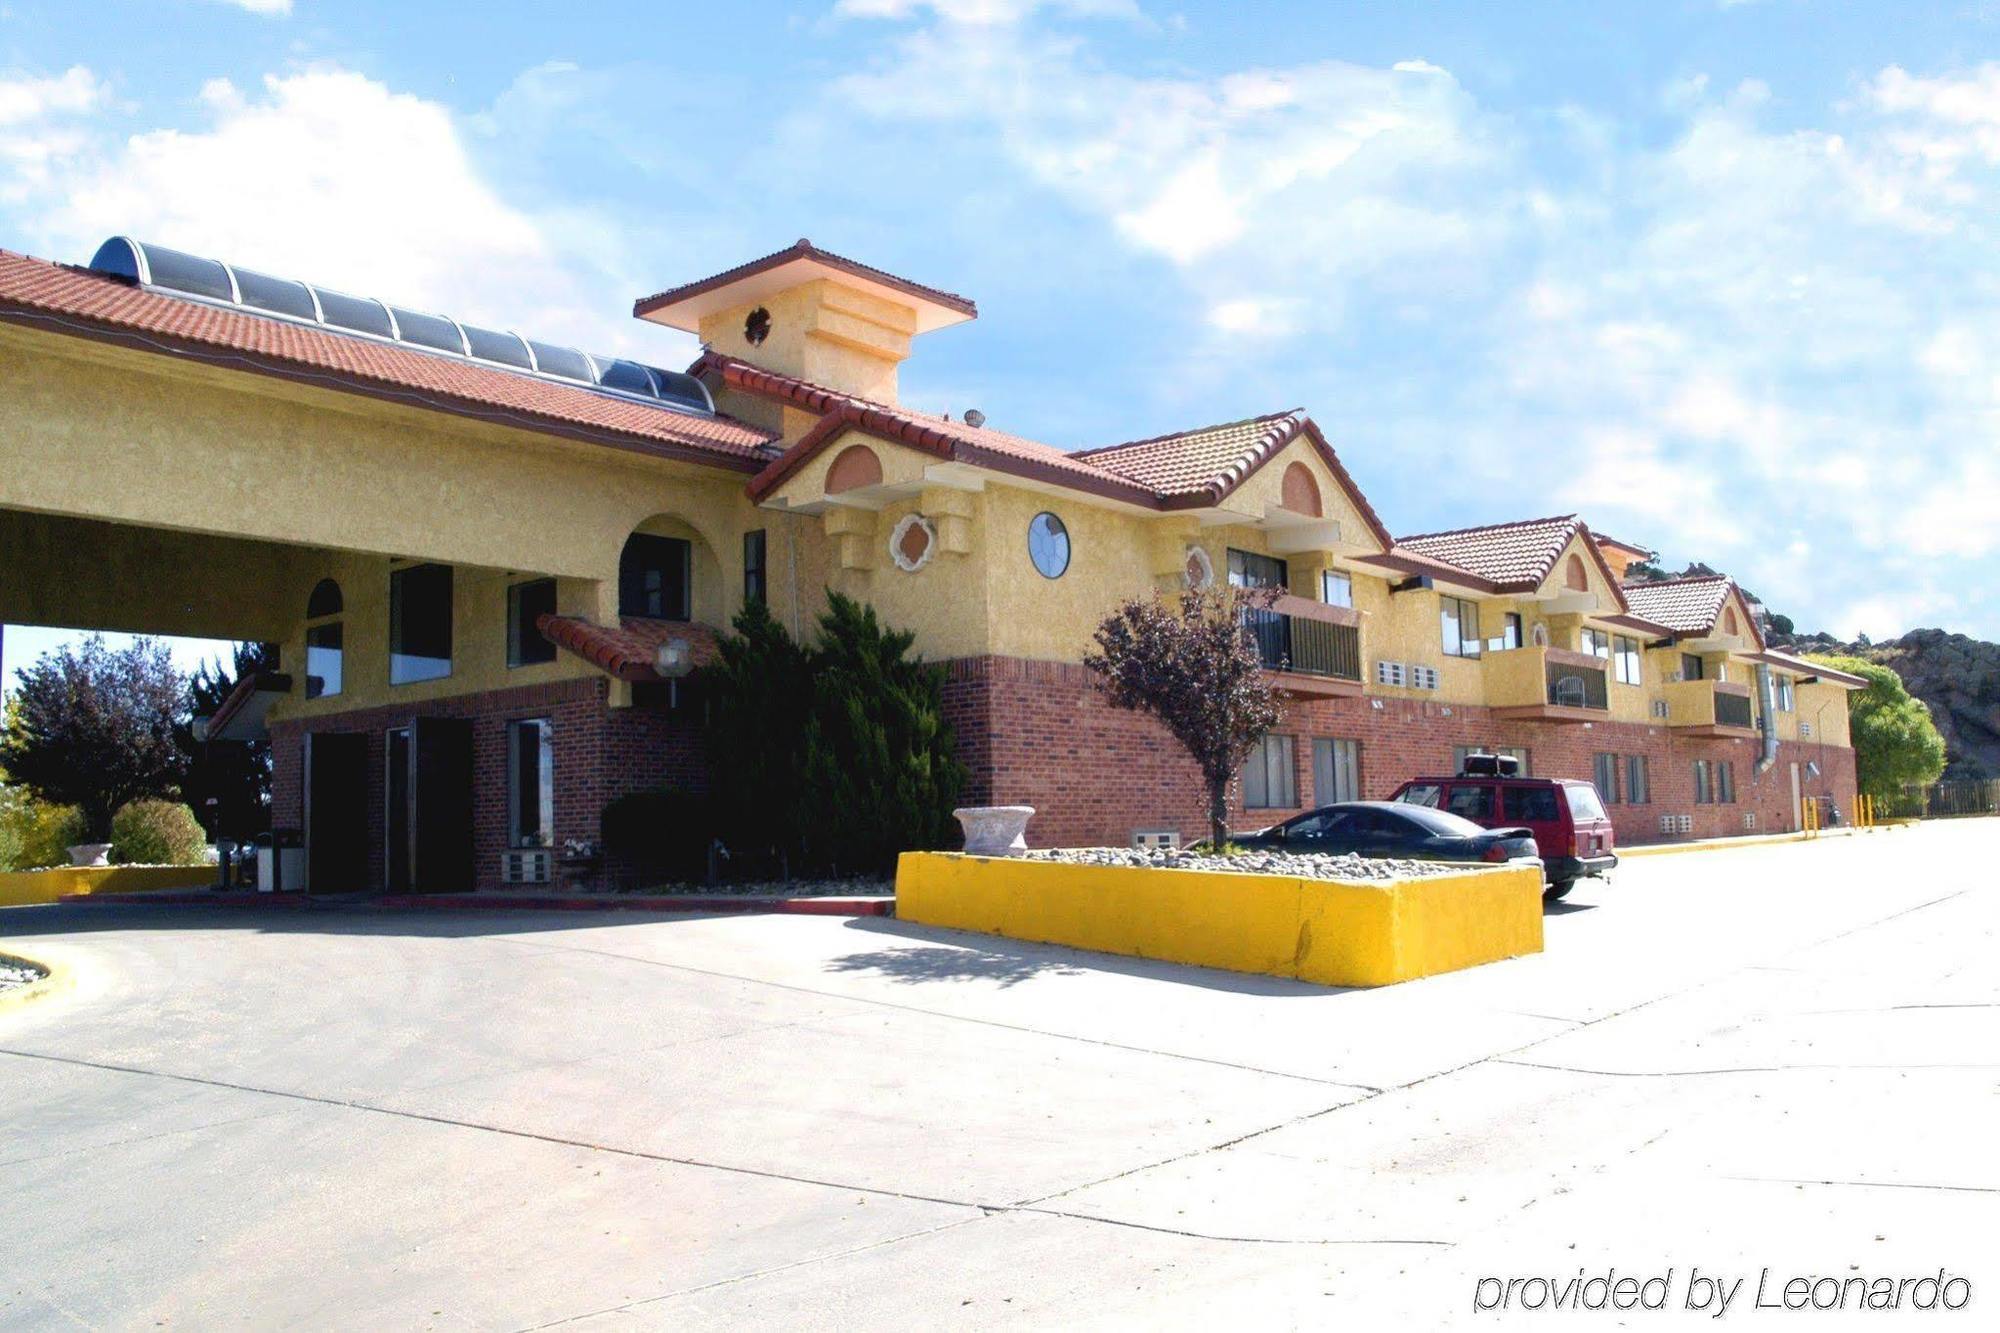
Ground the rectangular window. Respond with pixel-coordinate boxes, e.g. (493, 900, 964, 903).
(1613, 635, 1642, 686)
(1312, 737, 1361, 804)
(620, 534, 691, 620)
(304, 622, 343, 699)
(743, 529, 768, 606)
(389, 563, 452, 685)
(1320, 569, 1353, 608)
(1626, 755, 1651, 805)
(507, 579, 557, 667)
(1242, 734, 1297, 809)
(1694, 759, 1713, 805)
(1227, 548, 1289, 590)
(1593, 752, 1622, 804)
(1505, 784, 1560, 821)
(1681, 652, 1705, 682)
(1502, 613, 1523, 651)
(1718, 761, 1737, 804)
(1776, 677, 1795, 712)
(505, 718, 554, 849)
(1454, 745, 1530, 775)
(1441, 596, 1481, 658)
(1446, 783, 1496, 820)
(1580, 627, 1611, 658)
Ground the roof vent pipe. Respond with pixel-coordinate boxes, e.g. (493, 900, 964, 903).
(1755, 663, 1780, 773)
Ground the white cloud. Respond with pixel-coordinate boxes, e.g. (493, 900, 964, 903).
(9, 66, 667, 357)
(207, 0, 294, 15)
(834, 0, 1137, 22)
(0, 64, 103, 124)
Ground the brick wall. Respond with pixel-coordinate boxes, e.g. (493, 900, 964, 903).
(269, 677, 704, 892)
(942, 655, 1858, 850)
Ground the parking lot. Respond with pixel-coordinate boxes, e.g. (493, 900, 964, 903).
(2, 820, 1995, 1327)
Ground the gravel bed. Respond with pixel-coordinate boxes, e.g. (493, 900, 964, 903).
(1020, 847, 1468, 881)
(1, 959, 44, 994)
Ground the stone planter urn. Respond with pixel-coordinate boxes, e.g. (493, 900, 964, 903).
(953, 806, 1035, 857)
(67, 842, 113, 868)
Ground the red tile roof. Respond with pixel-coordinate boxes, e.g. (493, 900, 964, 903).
(1619, 576, 1734, 634)
(635, 239, 977, 323)
(707, 354, 1391, 543)
(537, 615, 722, 682)
(0, 248, 777, 467)
(1395, 514, 1588, 588)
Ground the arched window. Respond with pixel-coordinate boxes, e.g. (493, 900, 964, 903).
(305, 578, 343, 699)
(620, 533, 691, 620)
(1565, 554, 1588, 591)
(1280, 462, 1322, 517)
(307, 578, 343, 619)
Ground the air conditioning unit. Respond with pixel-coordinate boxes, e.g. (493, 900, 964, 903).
(1132, 828, 1180, 851)
(1376, 660, 1407, 687)
(1742, 812, 1757, 831)
(1411, 665, 1440, 691)
(1650, 699, 1670, 719)
(500, 849, 552, 885)
(1659, 813, 1693, 837)
(1800, 721, 1813, 738)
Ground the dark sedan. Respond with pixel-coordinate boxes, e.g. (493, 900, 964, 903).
(1236, 801, 1542, 870)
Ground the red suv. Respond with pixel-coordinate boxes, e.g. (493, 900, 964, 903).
(1388, 754, 1617, 900)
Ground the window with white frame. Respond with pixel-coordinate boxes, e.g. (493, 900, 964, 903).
(1440, 596, 1481, 658)
(1321, 569, 1353, 608)
(1776, 677, 1795, 711)
(1243, 734, 1297, 809)
(1613, 634, 1642, 685)
(1581, 627, 1612, 659)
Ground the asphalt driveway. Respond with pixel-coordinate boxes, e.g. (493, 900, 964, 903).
(2, 820, 1996, 1328)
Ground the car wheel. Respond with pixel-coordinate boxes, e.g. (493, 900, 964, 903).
(1543, 880, 1576, 902)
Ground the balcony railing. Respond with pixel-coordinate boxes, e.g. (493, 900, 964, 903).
(1243, 596, 1362, 682)
(1664, 678, 1756, 733)
(1483, 646, 1609, 718)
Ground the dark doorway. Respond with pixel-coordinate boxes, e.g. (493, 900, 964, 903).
(387, 717, 476, 894)
(304, 732, 368, 892)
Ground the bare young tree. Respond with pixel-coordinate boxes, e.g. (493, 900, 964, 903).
(1084, 585, 1284, 848)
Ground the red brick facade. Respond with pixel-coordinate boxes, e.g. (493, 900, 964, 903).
(269, 655, 1855, 891)
(940, 655, 1858, 850)
(269, 678, 704, 892)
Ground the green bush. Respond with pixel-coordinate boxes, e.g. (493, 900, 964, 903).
(0, 788, 85, 870)
(601, 787, 713, 885)
(109, 799, 209, 865)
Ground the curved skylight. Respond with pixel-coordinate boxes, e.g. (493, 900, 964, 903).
(86, 236, 715, 417)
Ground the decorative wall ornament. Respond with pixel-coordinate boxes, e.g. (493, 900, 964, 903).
(890, 513, 937, 572)
(1184, 545, 1214, 589)
(1531, 622, 1550, 647)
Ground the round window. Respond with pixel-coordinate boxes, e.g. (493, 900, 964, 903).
(1028, 512, 1070, 579)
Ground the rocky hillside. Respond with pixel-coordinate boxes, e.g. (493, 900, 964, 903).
(1773, 627, 2000, 780)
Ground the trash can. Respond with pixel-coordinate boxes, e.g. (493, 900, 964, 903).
(256, 829, 306, 893)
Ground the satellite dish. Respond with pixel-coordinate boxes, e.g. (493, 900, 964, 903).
(963, 408, 986, 428)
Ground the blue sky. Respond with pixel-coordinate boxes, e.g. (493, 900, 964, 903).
(5, 0, 2000, 691)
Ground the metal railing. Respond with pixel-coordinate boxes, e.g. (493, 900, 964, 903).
(1244, 609, 1362, 682)
(1714, 689, 1754, 730)
(1544, 657, 1609, 710)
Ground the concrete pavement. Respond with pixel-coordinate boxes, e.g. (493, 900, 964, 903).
(1, 819, 1994, 1328)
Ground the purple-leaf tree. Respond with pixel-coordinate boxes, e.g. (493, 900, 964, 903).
(1083, 585, 1284, 849)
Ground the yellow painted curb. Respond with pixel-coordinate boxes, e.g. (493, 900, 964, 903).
(895, 852, 1543, 988)
(1621, 822, 1908, 859)
(0, 864, 213, 908)
(0, 948, 75, 1018)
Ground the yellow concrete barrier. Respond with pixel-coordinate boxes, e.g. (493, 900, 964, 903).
(895, 853, 1543, 988)
(0, 864, 213, 908)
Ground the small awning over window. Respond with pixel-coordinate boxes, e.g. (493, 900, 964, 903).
(197, 672, 293, 743)
(535, 615, 722, 682)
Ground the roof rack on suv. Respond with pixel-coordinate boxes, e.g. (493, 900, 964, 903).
(1458, 752, 1523, 778)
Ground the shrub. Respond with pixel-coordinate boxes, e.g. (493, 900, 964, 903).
(0, 789, 86, 870)
(110, 799, 209, 865)
(601, 787, 713, 885)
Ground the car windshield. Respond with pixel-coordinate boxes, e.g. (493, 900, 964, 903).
(1565, 784, 1608, 822)
(1397, 782, 1444, 809)
(1388, 804, 1488, 838)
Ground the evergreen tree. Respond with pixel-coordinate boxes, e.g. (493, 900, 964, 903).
(1804, 654, 1946, 798)
(704, 598, 814, 874)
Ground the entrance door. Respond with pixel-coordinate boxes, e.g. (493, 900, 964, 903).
(304, 732, 368, 893)
(411, 717, 475, 893)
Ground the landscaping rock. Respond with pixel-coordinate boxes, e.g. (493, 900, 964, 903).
(1019, 846, 1466, 880)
